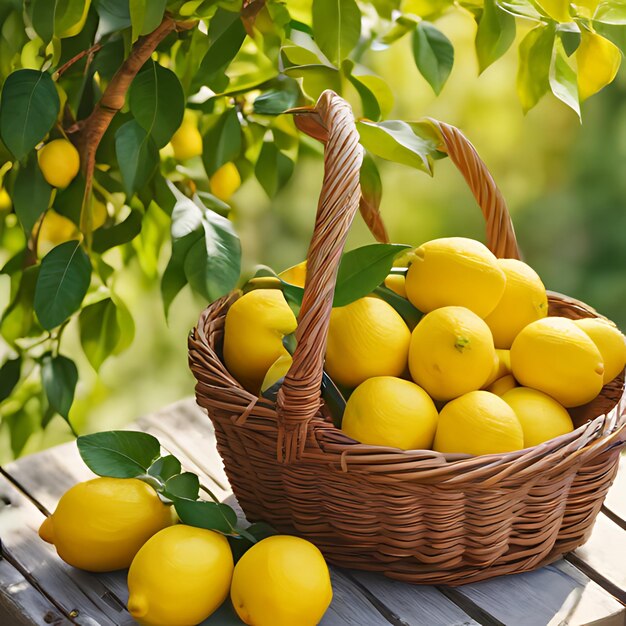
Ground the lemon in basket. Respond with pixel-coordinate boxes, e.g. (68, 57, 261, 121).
(325, 297, 410, 388)
(409, 306, 496, 401)
(127, 525, 233, 626)
(38, 478, 172, 572)
(573, 317, 626, 384)
(511, 317, 605, 407)
(485, 374, 517, 396)
(404, 237, 506, 318)
(484, 258, 548, 348)
(501, 387, 574, 447)
(279, 260, 307, 287)
(341, 376, 438, 449)
(223, 289, 297, 393)
(231, 535, 332, 626)
(484, 349, 512, 387)
(433, 390, 524, 455)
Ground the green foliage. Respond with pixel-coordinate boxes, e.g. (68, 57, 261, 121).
(0, 0, 624, 457)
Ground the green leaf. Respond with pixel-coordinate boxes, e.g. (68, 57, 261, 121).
(0, 356, 21, 403)
(148, 455, 182, 481)
(559, 25, 581, 56)
(12, 154, 53, 235)
(0, 70, 60, 161)
(31, 0, 58, 44)
(284, 64, 342, 100)
(550, 37, 580, 118)
(78, 298, 121, 371)
(357, 120, 441, 173)
(111, 292, 135, 355)
(193, 12, 246, 91)
(412, 22, 454, 95)
(517, 23, 555, 113)
(344, 65, 394, 121)
(129, 0, 166, 41)
(77, 430, 161, 478)
(358, 153, 387, 242)
(595, 1, 626, 24)
(1, 267, 43, 346)
(161, 232, 194, 318)
(41, 353, 78, 421)
(94, 0, 130, 35)
(253, 89, 300, 115)
(312, 0, 361, 64)
(255, 141, 294, 197)
(92, 209, 143, 253)
(202, 109, 242, 176)
(34, 240, 91, 330)
(174, 498, 238, 534)
(129, 60, 184, 148)
(55, 0, 90, 37)
(475, 0, 516, 73)
(333, 243, 411, 306)
(115, 120, 159, 196)
(164, 472, 200, 500)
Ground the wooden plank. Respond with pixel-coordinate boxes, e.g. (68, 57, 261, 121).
(0, 558, 71, 626)
(349, 571, 478, 626)
(0, 474, 133, 626)
(569, 514, 626, 604)
(453, 559, 626, 626)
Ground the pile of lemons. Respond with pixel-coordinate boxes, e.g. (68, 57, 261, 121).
(40, 476, 332, 625)
(225, 237, 626, 456)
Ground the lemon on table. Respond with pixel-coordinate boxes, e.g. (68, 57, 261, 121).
(38, 139, 80, 188)
(501, 387, 574, 447)
(231, 535, 332, 626)
(38, 478, 172, 572)
(485, 374, 517, 396)
(484, 258, 548, 348)
(210, 162, 241, 201)
(128, 525, 233, 626)
(325, 297, 410, 388)
(404, 237, 506, 318)
(484, 349, 512, 387)
(409, 306, 496, 401)
(170, 119, 203, 161)
(279, 260, 307, 287)
(342, 376, 438, 450)
(574, 317, 626, 384)
(224, 289, 297, 394)
(433, 390, 524, 455)
(511, 317, 605, 407)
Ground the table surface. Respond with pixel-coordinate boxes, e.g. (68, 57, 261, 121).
(1, 398, 625, 626)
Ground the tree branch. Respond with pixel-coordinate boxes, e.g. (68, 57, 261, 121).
(77, 16, 195, 245)
(54, 42, 103, 79)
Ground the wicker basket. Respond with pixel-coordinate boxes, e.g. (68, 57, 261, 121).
(188, 91, 626, 585)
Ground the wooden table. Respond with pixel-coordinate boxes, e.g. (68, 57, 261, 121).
(1, 398, 625, 626)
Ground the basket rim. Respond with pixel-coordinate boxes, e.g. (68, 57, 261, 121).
(189, 288, 626, 480)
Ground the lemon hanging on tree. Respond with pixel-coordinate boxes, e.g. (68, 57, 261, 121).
(38, 138, 80, 188)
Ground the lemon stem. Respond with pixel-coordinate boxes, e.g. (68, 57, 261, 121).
(455, 336, 470, 352)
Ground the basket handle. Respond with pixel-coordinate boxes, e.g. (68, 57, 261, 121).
(276, 92, 521, 463)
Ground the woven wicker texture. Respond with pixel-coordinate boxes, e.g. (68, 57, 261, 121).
(189, 91, 626, 585)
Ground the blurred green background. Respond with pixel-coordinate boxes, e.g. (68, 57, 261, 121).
(2, 11, 625, 460)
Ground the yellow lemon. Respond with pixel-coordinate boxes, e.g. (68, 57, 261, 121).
(170, 120, 203, 161)
(260, 353, 293, 393)
(38, 139, 80, 188)
(501, 387, 574, 447)
(433, 390, 524, 455)
(92, 199, 108, 230)
(577, 31, 621, 101)
(574, 317, 626, 384)
(341, 376, 438, 449)
(409, 306, 496, 401)
(384, 273, 407, 297)
(405, 237, 506, 318)
(210, 162, 241, 201)
(38, 478, 172, 572)
(128, 525, 233, 626)
(231, 535, 332, 626)
(511, 317, 605, 407)
(325, 297, 410, 388)
(37, 210, 80, 257)
(484, 258, 548, 348)
(484, 348, 512, 387)
(485, 374, 517, 396)
(223, 290, 297, 393)
(0, 187, 11, 211)
(279, 260, 307, 287)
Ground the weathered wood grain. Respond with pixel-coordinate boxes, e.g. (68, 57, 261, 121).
(0, 558, 71, 626)
(452, 559, 625, 626)
(0, 474, 132, 626)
